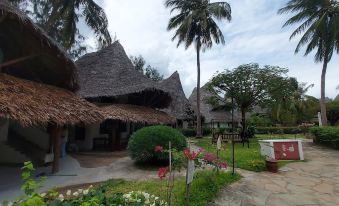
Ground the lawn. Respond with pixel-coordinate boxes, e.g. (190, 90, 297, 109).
(94, 170, 241, 206)
(194, 134, 306, 172)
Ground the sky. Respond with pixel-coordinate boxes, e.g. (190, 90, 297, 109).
(85, 0, 339, 99)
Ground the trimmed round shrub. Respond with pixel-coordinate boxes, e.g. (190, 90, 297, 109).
(128, 125, 187, 163)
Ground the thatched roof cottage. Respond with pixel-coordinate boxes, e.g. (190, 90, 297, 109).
(75, 41, 175, 151)
(0, 0, 104, 172)
(159, 71, 194, 128)
(189, 84, 241, 128)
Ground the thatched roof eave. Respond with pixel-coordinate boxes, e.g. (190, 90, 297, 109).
(101, 104, 176, 125)
(0, 74, 104, 126)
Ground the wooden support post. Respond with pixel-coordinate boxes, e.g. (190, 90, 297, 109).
(51, 126, 62, 174)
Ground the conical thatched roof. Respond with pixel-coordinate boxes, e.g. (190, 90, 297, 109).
(189, 85, 241, 123)
(0, 0, 78, 91)
(159, 71, 192, 120)
(0, 74, 104, 126)
(76, 41, 171, 108)
(101, 104, 176, 124)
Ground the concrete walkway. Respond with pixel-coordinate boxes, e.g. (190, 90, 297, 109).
(210, 143, 339, 206)
(0, 154, 159, 202)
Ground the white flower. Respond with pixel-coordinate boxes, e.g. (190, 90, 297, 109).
(83, 189, 89, 195)
(73, 191, 79, 197)
(89, 185, 93, 188)
(40, 193, 46, 198)
(66, 190, 71, 196)
(78, 189, 83, 193)
(58, 194, 64, 202)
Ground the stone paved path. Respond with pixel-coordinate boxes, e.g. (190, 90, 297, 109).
(210, 143, 339, 206)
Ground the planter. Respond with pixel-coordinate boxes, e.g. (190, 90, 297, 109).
(266, 159, 278, 173)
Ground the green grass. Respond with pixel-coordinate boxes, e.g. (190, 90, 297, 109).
(194, 134, 306, 172)
(256, 133, 307, 140)
(100, 170, 241, 206)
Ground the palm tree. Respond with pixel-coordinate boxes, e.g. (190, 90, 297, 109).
(165, 0, 231, 137)
(43, 0, 111, 49)
(10, 0, 111, 53)
(279, 0, 339, 126)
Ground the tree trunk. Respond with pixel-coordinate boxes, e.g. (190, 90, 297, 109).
(241, 109, 246, 139)
(51, 126, 62, 174)
(320, 58, 328, 126)
(196, 41, 202, 138)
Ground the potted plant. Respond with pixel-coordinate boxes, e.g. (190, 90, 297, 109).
(265, 157, 278, 173)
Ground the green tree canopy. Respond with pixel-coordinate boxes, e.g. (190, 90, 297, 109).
(208, 63, 289, 134)
(130, 55, 164, 82)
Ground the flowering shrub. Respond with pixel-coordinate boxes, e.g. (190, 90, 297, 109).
(128, 126, 187, 163)
(123, 191, 167, 206)
(3, 162, 167, 206)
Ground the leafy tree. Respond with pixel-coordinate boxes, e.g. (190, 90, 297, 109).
(165, 0, 232, 137)
(208, 63, 288, 137)
(279, 0, 339, 126)
(326, 101, 339, 125)
(10, 0, 111, 58)
(130, 55, 164, 81)
(269, 77, 315, 125)
(145, 65, 164, 82)
(130, 55, 146, 73)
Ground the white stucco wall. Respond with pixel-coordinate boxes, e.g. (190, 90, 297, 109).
(0, 118, 9, 142)
(10, 122, 49, 150)
(0, 143, 29, 163)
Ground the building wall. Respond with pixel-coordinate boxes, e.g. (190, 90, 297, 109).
(10, 122, 49, 151)
(0, 143, 29, 163)
(0, 118, 9, 142)
(70, 122, 132, 151)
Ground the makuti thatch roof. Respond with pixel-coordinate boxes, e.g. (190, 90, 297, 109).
(101, 104, 176, 125)
(0, 0, 78, 91)
(189, 85, 241, 123)
(159, 71, 192, 120)
(0, 74, 104, 126)
(76, 41, 171, 108)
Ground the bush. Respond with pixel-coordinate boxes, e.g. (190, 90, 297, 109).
(128, 125, 187, 163)
(180, 127, 211, 137)
(255, 127, 302, 134)
(309, 127, 339, 149)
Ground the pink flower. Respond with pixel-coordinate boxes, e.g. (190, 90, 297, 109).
(218, 161, 228, 169)
(158, 167, 168, 180)
(154, 146, 164, 153)
(183, 148, 200, 160)
(203, 152, 217, 162)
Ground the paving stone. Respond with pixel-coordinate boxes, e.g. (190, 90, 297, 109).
(313, 183, 334, 194)
(211, 143, 339, 205)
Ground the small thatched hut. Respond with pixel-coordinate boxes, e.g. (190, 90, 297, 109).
(75, 41, 175, 151)
(188, 85, 241, 129)
(0, 0, 104, 173)
(159, 71, 194, 128)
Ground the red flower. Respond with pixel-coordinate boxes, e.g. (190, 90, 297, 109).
(154, 146, 164, 153)
(203, 152, 217, 162)
(218, 161, 228, 169)
(183, 148, 200, 160)
(158, 167, 168, 180)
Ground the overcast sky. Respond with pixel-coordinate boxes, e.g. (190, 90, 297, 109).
(85, 0, 339, 99)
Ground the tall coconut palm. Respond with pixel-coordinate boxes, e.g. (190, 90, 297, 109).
(165, 0, 231, 137)
(279, 0, 339, 126)
(10, 0, 111, 54)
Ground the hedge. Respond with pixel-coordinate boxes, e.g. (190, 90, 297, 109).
(180, 127, 212, 137)
(309, 127, 339, 149)
(255, 127, 302, 134)
(128, 125, 187, 163)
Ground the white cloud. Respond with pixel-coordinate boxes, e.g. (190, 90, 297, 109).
(95, 0, 339, 99)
